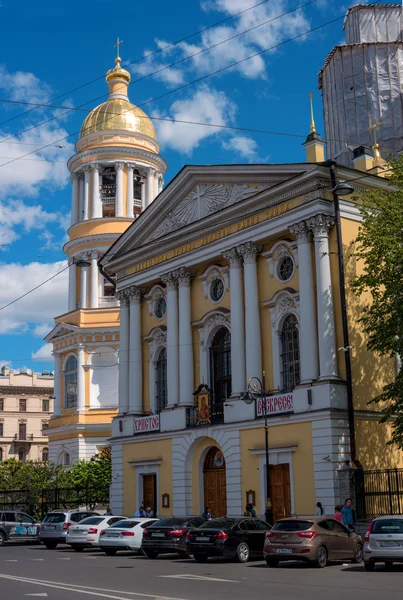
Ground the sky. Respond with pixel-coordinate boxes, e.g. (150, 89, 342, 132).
(0, 0, 375, 372)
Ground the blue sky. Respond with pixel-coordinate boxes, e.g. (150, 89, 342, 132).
(0, 0, 372, 372)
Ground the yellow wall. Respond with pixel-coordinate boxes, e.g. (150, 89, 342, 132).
(356, 419, 403, 469)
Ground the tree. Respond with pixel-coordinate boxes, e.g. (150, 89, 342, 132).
(352, 156, 403, 448)
(67, 446, 112, 489)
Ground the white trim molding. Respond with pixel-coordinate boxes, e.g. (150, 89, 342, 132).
(263, 239, 298, 284)
(198, 264, 229, 304)
(145, 326, 167, 414)
(128, 458, 162, 517)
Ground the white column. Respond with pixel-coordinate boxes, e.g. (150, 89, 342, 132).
(77, 344, 86, 413)
(90, 251, 99, 309)
(128, 287, 143, 414)
(154, 170, 159, 198)
(70, 173, 79, 225)
(83, 167, 90, 221)
(115, 162, 124, 217)
(80, 255, 89, 308)
(158, 174, 164, 195)
(78, 173, 84, 221)
(177, 268, 195, 406)
(68, 258, 76, 312)
(307, 214, 338, 379)
(162, 272, 179, 407)
(126, 163, 135, 219)
(141, 179, 146, 212)
(117, 291, 130, 414)
(146, 168, 155, 207)
(223, 248, 246, 395)
(238, 242, 262, 382)
(91, 164, 102, 219)
(289, 221, 319, 383)
(52, 353, 61, 417)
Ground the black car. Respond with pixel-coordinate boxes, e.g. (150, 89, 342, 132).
(186, 517, 272, 563)
(142, 517, 204, 558)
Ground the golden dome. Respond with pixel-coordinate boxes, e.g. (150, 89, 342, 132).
(79, 98, 157, 140)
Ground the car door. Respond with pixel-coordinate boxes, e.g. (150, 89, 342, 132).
(253, 519, 271, 555)
(244, 520, 262, 555)
(17, 513, 37, 540)
(332, 520, 354, 560)
(317, 520, 340, 560)
(235, 520, 250, 550)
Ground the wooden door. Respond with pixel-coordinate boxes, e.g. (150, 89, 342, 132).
(143, 475, 156, 514)
(204, 470, 227, 518)
(270, 464, 291, 523)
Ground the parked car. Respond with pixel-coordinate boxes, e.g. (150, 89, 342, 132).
(39, 509, 100, 549)
(263, 517, 363, 568)
(99, 518, 158, 555)
(66, 515, 128, 551)
(363, 515, 403, 571)
(0, 510, 41, 546)
(142, 517, 205, 558)
(186, 517, 271, 563)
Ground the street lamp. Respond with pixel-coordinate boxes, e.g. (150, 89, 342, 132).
(74, 255, 91, 268)
(241, 372, 278, 525)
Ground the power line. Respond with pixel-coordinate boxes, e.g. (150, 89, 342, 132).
(0, 265, 69, 313)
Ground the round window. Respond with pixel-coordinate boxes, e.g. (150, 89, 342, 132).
(210, 278, 224, 303)
(154, 296, 166, 320)
(277, 256, 294, 282)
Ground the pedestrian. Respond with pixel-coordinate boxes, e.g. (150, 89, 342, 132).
(315, 501, 324, 516)
(244, 503, 256, 518)
(202, 506, 213, 520)
(134, 505, 146, 517)
(104, 505, 113, 516)
(145, 506, 154, 517)
(334, 505, 343, 523)
(342, 498, 355, 531)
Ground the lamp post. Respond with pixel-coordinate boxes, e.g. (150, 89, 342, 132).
(241, 372, 278, 524)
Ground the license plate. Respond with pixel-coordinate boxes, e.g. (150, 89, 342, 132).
(152, 533, 165, 538)
(108, 533, 119, 538)
(275, 548, 292, 554)
(196, 537, 210, 542)
(45, 525, 56, 530)
(380, 541, 400, 547)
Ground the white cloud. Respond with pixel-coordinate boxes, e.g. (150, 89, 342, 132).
(222, 134, 266, 162)
(33, 323, 52, 338)
(0, 65, 52, 104)
(0, 261, 68, 336)
(154, 85, 237, 154)
(32, 343, 53, 361)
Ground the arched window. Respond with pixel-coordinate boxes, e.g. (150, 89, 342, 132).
(18, 448, 26, 462)
(155, 348, 167, 414)
(58, 451, 71, 467)
(280, 314, 300, 392)
(64, 356, 78, 408)
(210, 327, 231, 424)
(42, 448, 49, 462)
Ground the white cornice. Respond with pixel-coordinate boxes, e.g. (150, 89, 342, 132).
(63, 233, 121, 255)
(68, 145, 167, 173)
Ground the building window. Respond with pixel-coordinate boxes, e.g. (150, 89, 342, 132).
(0, 399, 3, 411)
(19, 422, 26, 441)
(0, 448, 2, 461)
(154, 296, 167, 320)
(42, 448, 49, 462)
(155, 348, 167, 414)
(277, 255, 295, 282)
(64, 355, 78, 409)
(18, 448, 26, 462)
(42, 399, 50, 412)
(280, 314, 300, 392)
(19, 399, 27, 412)
(59, 451, 71, 467)
(209, 277, 225, 303)
(0, 423, 3, 437)
(209, 327, 231, 424)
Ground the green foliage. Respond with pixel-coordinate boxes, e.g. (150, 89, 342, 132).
(67, 446, 112, 489)
(352, 156, 403, 448)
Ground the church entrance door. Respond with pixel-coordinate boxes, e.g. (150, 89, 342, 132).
(203, 447, 227, 518)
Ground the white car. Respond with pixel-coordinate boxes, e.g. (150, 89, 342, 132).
(67, 515, 128, 551)
(99, 518, 157, 555)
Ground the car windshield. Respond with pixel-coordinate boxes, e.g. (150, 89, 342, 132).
(111, 520, 139, 528)
(199, 518, 236, 529)
(150, 519, 185, 527)
(272, 520, 313, 532)
(79, 517, 104, 525)
(372, 519, 403, 534)
(42, 513, 66, 523)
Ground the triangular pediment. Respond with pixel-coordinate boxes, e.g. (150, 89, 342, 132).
(45, 322, 79, 343)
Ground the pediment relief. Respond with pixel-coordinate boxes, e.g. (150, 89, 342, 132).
(45, 323, 78, 343)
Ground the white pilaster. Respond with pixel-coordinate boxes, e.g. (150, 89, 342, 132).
(177, 268, 195, 406)
(128, 287, 143, 414)
(79, 255, 89, 309)
(238, 242, 262, 382)
(141, 180, 146, 212)
(68, 258, 76, 312)
(162, 272, 179, 407)
(78, 173, 84, 222)
(77, 344, 86, 413)
(223, 248, 246, 395)
(146, 168, 155, 207)
(308, 214, 338, 380)
(90, 251, 99, 309)
(70, 173, 79, 225)
(52, 353, 61, 417)
(126, 163, 135, 219)
(158, 174, 164, 195)
(91, 164, 102, 219)
(289, 221, 319, 383)
(117, 291, 130, 414)
(83, 167, 90, 221)
(115, 162, 124, 217)
(154, 170, 159, 198)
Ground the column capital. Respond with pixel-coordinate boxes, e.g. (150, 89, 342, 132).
(70, 172, 79, 182)
(116, 289, 130, 306)
(68, 256, 75, 267)
(146, 167, 156, 177)
(223, 247, 242, 267)
(237, 242, 262, 264)
(126, 162, 136, 171)
(83, 165, 91, 174)
(128, 285, 144, 305)
(307, 213, 334, 237)
(79, 252, 89, 262)
(289, 220, 312, 243)
(175, 267, 195, 288)
(90, 250, 98, 260)
(161, 271, 178, 291)
(77, 171, 84, 180)
(91, 163, 101, 173)
(115, 162, 124, 172)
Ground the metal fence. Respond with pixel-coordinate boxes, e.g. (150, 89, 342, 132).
(354, 468, 403, 520)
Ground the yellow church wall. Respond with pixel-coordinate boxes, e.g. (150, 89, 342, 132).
(190, 263, 231, 323)
(68, 220, 131, 243)
(356, 418, 403, 470)
(240, 422, 315, 515)
(122, 439, 173, 516)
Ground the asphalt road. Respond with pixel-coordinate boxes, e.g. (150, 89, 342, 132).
(0, 543, 402, 600)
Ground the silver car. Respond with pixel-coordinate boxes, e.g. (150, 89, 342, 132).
(364, 515, 403, 570)
(39, 509, 100, 549)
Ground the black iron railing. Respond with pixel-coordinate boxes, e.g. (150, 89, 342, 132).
(354, 468, 403, 519)
(186, 403, 224, 428)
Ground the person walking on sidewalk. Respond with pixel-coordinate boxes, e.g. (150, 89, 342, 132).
(342, 498, 355, 531)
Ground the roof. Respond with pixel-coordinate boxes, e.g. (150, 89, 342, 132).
(344, 3, 402, 27)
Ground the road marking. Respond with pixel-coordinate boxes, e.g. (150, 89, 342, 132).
(30, 559, 44, 562)
(0, 574, 190, 600)
(159, 574, 237, 583)
(83, 557, 97, 559)
(56, 557, 71, 560)
(25, 594, 48, 597)
(5, 560, 17, 562)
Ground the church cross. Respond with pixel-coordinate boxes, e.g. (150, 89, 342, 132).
(114, 37, 123, 59)
(368, 121, 382, 147)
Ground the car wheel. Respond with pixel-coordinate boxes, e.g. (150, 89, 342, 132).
(385, 561, 393, 570)
(364, 560, 375, 572)
(71, 545, 84, 552)
(104, 549, 117, 556)
(265, 558, 279, 567)
(235, 542, 250, 563)
(313, 545, 328, 568)
(144, 550, 158, 559)
(352, 544, 363, 564)
(0, 532, 6, 547)
(178, 551, 189, 559)
(193, 553, 208, 563)
(44, 542, 58, 550)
